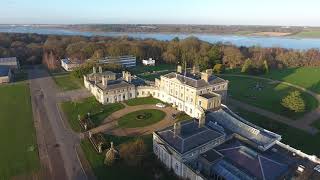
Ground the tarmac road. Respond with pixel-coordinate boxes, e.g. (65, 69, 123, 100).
(28, 66, 87, 180)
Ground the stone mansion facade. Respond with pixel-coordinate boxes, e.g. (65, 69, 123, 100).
(84, 65, 229, 118)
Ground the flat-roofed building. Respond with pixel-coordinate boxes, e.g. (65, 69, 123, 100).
(61, 58, 82, 71)
(0, 57, 19, 70)
(142, 58, 156, 66)
(99, 55, 136, 67)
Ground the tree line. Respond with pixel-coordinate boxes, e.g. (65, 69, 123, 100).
(1, 33, 320, 71)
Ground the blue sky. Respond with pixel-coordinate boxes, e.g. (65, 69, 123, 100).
(1, 0, 320, 26)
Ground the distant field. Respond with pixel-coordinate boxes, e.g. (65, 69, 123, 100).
(52, 74, 82, 91)
(262, 67, 320, 94)
(234, 30, 255, 35)
(234, 107, 320, 156)
(224, 76, 318, 119)
(293, 30, 320, 38)
(249, 32, 292, 37)
(0, 83, 40, 179)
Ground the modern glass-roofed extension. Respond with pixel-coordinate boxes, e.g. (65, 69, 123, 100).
(153, 106, 320, 180)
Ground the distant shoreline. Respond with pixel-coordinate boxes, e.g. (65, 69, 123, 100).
(1, 24, 320, 39)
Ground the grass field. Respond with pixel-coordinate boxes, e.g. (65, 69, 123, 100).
(262, 67, 320, 94)
(293, 30, 320, 38)
(80, 134, 176, 180)
(52, 74, 82, 91)
(125, 97, 163, 106)
(118, 109, 166, 128)
(224, 76, 318, 119)
(128, 64, 175, 74)
(234, 107, 320, 156)
(61, 97, 125, 132)
(224, 67, 320, 94)
(0, 83, 40, 179)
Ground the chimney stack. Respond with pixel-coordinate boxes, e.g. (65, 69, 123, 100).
(99, 66, 102, 73)
(201, 69, 212, 83)
(102, 76, 108, 86)
(122, 71, 132, 83)
(93, 66, 97, 74)
(205, 69, 213, 76)
(192, 64, 200, 74)
(173, 122, 181, 138)
(198, 113, 205, 128)
(177, 65, 182, 73)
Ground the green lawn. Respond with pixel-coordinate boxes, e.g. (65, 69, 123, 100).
(311, 119, 320, 130)
(128, 64, 175, 74)
(224, 76, 318, 119)
(138, 71, 174, 81)
(80, 134, 176, 180)
(262, 67, 320, 94)
(233, 107, 320, 156)
(125, 97, 163, 106)
(52, 74, 82, 91)
(118, 109, 166, 128)
(224, 67, 320, 94)
(176, 112, 193, 122)
(0, 83, 40, 179)
(61, 97, 125, 132)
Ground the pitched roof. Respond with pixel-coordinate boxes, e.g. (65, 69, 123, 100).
(163, 72, 226, 88)
(214, 139, 290, 180)
(157, 120, 224, 154)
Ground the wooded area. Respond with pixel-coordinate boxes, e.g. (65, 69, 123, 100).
(1, 33, 320, 70)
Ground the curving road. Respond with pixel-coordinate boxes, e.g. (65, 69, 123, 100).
(88, 103, 179, 136)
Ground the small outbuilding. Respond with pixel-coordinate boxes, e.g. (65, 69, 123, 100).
(142, 58, 156, 66)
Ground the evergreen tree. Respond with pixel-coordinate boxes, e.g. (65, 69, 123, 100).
(241, 59, 252, 73)
(213, 64, 225, 74)
(281, 91, 305, 113)
(263, 60, 269, 73)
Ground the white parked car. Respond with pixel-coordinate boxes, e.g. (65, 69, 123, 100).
(156, 103, 166, 108)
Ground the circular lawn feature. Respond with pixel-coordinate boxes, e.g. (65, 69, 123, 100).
(117, 109, 166, 128)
